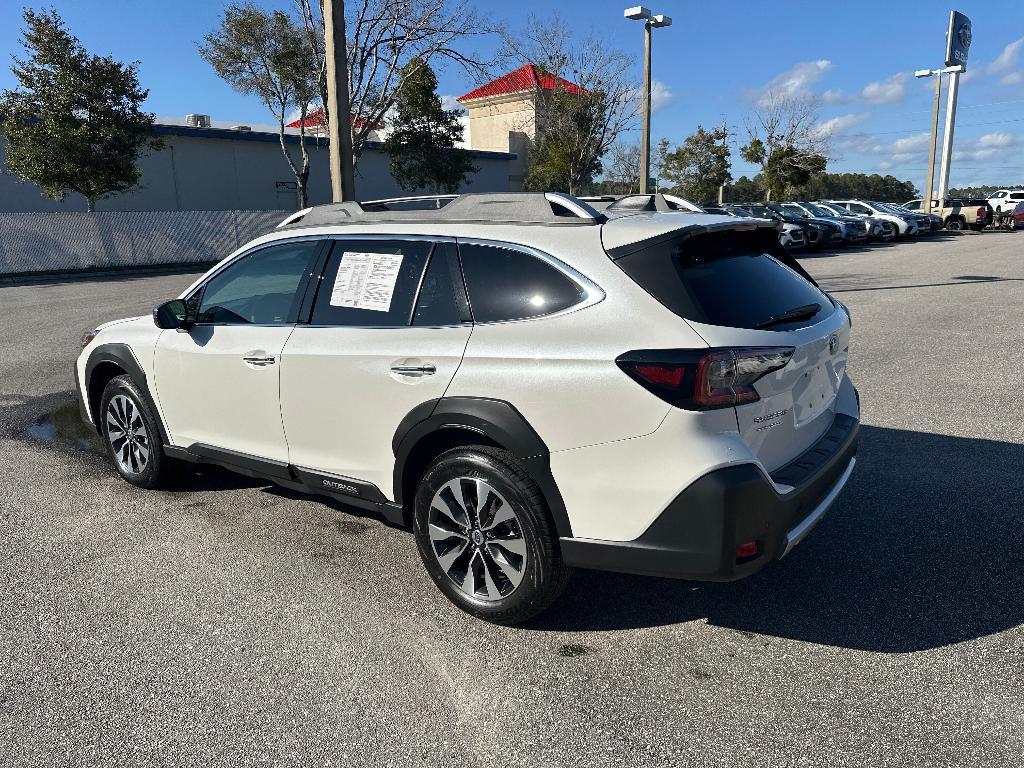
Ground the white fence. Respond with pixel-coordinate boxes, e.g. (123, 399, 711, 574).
(0, 210, 286, 276)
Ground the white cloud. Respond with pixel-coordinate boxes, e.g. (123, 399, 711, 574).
(441, 95, 465, 113)
(953, 148, 1001, 162)
(755, 60, 832, 105)
(812, 112, 870, 139)
(988, 37, 1024, 74)
(821, 89, 849, 104)
(978, 132, 1015, 148)
(861, 73, 907, 105)
(650, 80, 673, 112)
(1001, 72, 1023, 86)
(892, 132, 931, 153)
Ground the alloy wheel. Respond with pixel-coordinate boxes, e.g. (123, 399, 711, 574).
(106, 394, 150, 474)
(427, 477, 527, 602)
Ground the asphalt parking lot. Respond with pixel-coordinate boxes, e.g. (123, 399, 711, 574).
(1, 231, 1022, 767)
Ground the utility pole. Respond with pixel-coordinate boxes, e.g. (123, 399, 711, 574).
(324, 0, 356, 202)
(924, 72, 942, 213)
(936, 69, 960, 200)
(624, 7, 671, 195)
(915, 66, 958, 212)
(717, 117, 728, 205)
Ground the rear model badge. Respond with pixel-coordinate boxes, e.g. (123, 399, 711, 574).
(828, 335, 839, 355)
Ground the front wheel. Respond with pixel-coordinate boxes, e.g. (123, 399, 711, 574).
(100, 375, 173, 489)
(413, 446, 570, 624)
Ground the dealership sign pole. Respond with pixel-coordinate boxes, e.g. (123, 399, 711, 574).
(937, 11, 971, 200)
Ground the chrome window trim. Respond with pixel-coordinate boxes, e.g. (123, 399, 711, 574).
(455, 236, 605, 325)
(181, 231, 603, 330)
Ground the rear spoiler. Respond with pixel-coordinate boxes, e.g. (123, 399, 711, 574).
(604, 218, 819, 287)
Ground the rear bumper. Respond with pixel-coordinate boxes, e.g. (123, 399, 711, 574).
(560, 412, 859, 580)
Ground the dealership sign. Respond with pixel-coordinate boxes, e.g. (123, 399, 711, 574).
(945, 11, 972, 69)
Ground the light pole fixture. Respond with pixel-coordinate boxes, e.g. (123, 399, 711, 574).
(624, 6, 672, 195)
(914, 64, 963, 216)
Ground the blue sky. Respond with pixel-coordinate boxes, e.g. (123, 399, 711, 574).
(2, 0, 1022, 190)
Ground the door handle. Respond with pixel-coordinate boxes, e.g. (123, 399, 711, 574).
(243, 355, 276, 367)
(390, 364, 436, 376)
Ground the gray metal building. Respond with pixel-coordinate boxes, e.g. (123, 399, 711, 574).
(0, 124, 517, 212)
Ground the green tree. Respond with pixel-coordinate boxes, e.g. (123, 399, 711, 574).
(525, 88, 604, 193)
(508, 16, 637, 195)
(803, 172, 917, 202)
(0, 9, 161, 212)
(383, 60, 476, 194)
(200, 4, 318, 208)
(658, 125, 732, 204)
(724, 175, 766, 202)
(740, 94, 829, 201)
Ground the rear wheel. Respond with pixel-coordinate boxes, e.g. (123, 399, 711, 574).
(945, 215, 964, 230)
(100, 375, 173, 489)
(413, 446, 570, 624)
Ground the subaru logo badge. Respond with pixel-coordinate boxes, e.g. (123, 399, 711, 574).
(828, 335, 839, 355)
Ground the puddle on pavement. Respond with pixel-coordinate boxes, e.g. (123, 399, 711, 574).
(25, 401, 105, 454)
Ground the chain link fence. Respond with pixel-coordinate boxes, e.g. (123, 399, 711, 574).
(0, 210, 286, 277)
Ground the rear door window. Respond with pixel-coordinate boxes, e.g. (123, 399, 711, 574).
(310, 239, 433, 327)
(613, 229, 833, 331)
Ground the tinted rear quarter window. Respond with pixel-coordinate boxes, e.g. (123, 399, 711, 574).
(614, 229, 833, 330)
(459, 243, 585, 323)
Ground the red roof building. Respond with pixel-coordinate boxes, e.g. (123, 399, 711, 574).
(457, 64, 582, 103)
(285, 109, 382, 137)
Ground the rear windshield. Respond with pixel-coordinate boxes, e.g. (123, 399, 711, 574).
(613, 229, 834, 330)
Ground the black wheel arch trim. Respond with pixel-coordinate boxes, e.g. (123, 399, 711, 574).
(84, 342, 170, 446)
(392, 396, 573, 538)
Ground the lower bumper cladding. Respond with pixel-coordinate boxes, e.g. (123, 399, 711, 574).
(560, 412, 859, 581)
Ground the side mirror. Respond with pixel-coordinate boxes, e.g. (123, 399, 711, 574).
(153, 299, 190, 330)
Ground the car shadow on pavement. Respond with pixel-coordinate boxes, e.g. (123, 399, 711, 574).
(530, 425, 1024, 654)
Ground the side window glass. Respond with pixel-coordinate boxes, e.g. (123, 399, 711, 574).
(413, 247, 462, 326)
(196, 240, 319, 325)
(459, 243, 585, 323)
(311, 240, 432, 327)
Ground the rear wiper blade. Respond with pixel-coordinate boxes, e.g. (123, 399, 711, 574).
(755, 303, 822, 330)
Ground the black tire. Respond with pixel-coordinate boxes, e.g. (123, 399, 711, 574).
(99, 375, 172, 489)
(945, 215, 964, 230)
(413, 446, 570, 625)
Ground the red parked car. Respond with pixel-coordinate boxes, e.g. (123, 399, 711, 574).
(1012, 201, 1024, 231)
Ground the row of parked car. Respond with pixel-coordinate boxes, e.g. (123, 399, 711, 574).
(700, 200, 944, 251)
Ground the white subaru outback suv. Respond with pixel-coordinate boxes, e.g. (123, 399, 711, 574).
(75, 193, 859, 624)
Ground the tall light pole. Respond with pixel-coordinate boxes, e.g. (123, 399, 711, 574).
(914, 64, 961, 213)
(324, 0, 356, 202)
(624, 7, 672, 195)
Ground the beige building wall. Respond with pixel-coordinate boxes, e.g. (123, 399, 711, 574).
(461, 91, 536, 191)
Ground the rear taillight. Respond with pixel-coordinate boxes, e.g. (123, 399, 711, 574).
(617, 347, 794, 410)
(977, 207, 986, 219)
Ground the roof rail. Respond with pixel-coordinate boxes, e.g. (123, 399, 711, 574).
(604, 193, 703, 214)
(277, 207, 313, 228)
(281, 192, 606, 228)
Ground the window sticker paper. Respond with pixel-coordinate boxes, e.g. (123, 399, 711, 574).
(329, 252, 404, 311)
